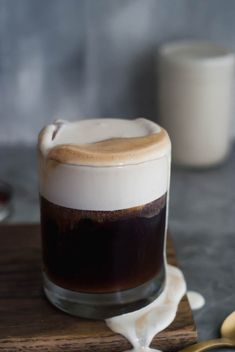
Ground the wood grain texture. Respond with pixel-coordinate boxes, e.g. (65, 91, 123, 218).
(0, 224, 197, 351)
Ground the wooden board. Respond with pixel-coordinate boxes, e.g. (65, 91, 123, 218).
(0, 224, 197, 351)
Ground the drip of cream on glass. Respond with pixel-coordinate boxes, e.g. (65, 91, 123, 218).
(106, 265, 186, 352)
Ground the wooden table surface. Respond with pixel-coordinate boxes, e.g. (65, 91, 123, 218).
(0, 224, 197, 351)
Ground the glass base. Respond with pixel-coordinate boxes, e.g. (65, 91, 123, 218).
(43, 269, 165, 319)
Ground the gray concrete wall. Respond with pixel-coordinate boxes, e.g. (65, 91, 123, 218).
(1, 0, 235, 144)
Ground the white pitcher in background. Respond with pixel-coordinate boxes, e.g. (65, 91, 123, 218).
(157, 40, 235, 167)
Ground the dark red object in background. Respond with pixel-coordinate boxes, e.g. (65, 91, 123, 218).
(0, 181, 12, 221)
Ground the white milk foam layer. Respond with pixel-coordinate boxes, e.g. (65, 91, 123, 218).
(106, 265, 186, 352)
(39, 118, 171, 211)
(39, 157, 169, 211)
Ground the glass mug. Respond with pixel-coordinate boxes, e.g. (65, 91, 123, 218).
(38, 118, 171, 319)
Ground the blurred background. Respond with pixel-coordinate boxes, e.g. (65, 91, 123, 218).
(0, 0, 235, 342)
(1, 0, 235, 143)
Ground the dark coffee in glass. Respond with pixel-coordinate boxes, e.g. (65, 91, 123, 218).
(38, 118, 171, 318)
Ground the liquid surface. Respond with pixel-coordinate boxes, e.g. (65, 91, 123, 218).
(38, 118, 170, 166)
(106, 265, 186, 352)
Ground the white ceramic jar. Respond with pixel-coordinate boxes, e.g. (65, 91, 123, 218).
(157, 41, 235, 167)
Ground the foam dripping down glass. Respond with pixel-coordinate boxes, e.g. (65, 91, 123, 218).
(38, 118, 171, 319)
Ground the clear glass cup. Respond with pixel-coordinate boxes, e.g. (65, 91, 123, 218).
(38, 119, 171, 319)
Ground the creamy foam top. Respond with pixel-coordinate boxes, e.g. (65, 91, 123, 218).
(38, 118, 171, 211)
(38, 118, 170, 166)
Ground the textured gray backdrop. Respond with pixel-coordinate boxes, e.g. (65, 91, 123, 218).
(1, 0, 235, 144)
